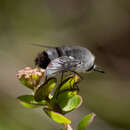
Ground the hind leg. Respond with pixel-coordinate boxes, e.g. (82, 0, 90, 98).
(60, 71, 64, 83)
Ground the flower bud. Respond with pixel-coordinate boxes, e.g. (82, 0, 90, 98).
(16, 67, 45, 89)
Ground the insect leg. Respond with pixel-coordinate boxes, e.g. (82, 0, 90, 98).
(68, 70, 83, 80)
(74, 83, 80, 91)
(45, 75, 48, 82)
(67, 70, 82, 90)
(61, 71, 64, 83)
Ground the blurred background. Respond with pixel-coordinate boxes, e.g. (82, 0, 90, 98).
(0, 0, 129, 130)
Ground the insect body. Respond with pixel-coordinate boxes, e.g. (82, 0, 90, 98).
(35, 45, 104, 76)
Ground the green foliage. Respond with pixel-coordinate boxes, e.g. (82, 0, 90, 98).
(16, 67, 45, 90)
(60, 95, 82, 112)
(44, 108, 71, 124)
(17, 67, 96, 130)
(59, 75, 80, 92)
(57, 90, 82, 112)
(77, 113, 96, 130)
(17, 95, 47, 108)
(34, 78, 57, 101)
(19, 77, 34, 90)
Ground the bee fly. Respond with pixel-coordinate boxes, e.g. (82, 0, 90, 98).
(33, 44, 104, 79)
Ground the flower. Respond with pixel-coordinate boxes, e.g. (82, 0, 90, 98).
(16, 67, 45, 89)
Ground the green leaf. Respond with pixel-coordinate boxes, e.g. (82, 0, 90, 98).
(61, 95, 82, 112)
(34, 78, 57, 101)
(53, 75, 80, 100)
(17, 95, 47, 108)
(20, 77, 34, 90)
(57, 91, 82, 112)
(77, 113, 96, 130)
(44, 108, 71, 124)
(59, 75, 80, 92)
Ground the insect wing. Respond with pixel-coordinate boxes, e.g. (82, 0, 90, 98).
(46, 58, 63, 76)
(46, 56, 80, 76)
(31, 43, 57, 49)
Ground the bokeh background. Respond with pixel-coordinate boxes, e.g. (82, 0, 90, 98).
(0, 0, 129, 130)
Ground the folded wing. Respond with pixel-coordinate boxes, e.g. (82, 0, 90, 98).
(46, 56, 80, 76)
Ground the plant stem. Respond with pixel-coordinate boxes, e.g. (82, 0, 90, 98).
(64, 124, 73, 130)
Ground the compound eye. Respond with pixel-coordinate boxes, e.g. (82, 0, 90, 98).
(35, 51, 51, 69)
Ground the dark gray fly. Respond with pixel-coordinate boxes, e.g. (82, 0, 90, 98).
(34, 44, 104, 77)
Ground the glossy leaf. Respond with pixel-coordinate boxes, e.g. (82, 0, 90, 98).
(17, 95, 47, 108)
(53, 75, 80, 100)
(57, 91, 82, 112)
(77, 113, 96, 130)
(59, 75, 80, 92)
(20, 77, 34, 90)
(34, 78, 57, 101)
(44, 108, 71, 124)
